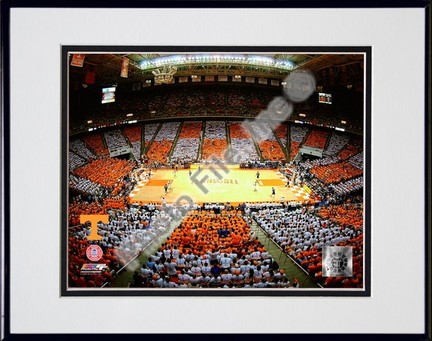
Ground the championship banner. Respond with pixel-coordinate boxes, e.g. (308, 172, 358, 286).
(179, 77, 188, 83)
(120, 57, 129, 78)
(218, 75, 228, 82)
(191, 76, 201, 82)
(205, 75, 215, 82)
(70, 54, 85, 67)
(245, 77, 255, 83)
(271, 79, 280, 86)
(258, 78, 268, 85)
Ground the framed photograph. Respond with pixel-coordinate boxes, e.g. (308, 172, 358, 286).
(1, 0, 430, 338)
(62, 46, 370, 297)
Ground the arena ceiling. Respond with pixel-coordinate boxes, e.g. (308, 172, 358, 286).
(68, 52, 364, 86)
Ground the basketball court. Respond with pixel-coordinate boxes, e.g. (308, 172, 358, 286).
(129, 166, 312, 205)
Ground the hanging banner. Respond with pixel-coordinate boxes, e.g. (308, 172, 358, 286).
(120, 57, 129, 78)
(70, 54, 85, 67)
(84, 65, 96, 85)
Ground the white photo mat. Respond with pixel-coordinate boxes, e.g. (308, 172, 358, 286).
(9, 7, 425, 333)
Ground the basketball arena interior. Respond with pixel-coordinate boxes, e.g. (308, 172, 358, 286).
(66, 52, 366, 291)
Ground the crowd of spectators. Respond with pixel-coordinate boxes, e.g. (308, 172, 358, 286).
(324, 132, 349, 155)
(329, 176, 363, 196)
(130, 210, 293, 288)
(123, 126, 143, 161)
(248, 91, 272, 109)
(338, 144, 359, 160)
(290, 142, 301, 161)
(290, 125, 309, 143)
(104, 129, 129, 151)
(123, 126, 142, 143)
(303, 129, 329, 150)
(74, 158, 135, 188)
(310, 161, 363, 184)
(348, 151, 363, 169)
(258, 141, 285, 161)
(230, 138, 260, 163)
(202, 121, 227, 160)
(69, 151, 87, 171)
(185, 93, 206, 108)
(275, 123, 287, 147)
(69, 198, 104, 226)
(82, 134, 109, 156)
(202, 139, 228, 160)
(247, 121, 285, 161)
(165, 93, 183, 108)
(251, 205, 363, 287)
(144, 123, 160, 148)
(69, 174, 103, 198)
(68, 203, 178, 287)
(146, 141, 173, 164)
(71, 86, 362, 135)
(148, 95, 166, 111)
(171, 139, 200, 163)
(227, 122, 259, 163)
(153, 122, 181, 141)
(246, 121, 275, 142)
(170, 122, 202, 163)
(68, 117, 365, 289)
(228, 122, 252, 139)
(70, 139, 96, 161)
(290, 125, 309, 160)
(318, 203, 363, 230)
(206, 92, 226, 107)
(146, 122, 180, 163)
(129, 141, 142, 162)
(227, 91, 247, 107)
(300, 156, 340, 170)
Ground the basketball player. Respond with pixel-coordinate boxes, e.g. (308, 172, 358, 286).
(271, 187, 276, 198)
(256, 170, 260, 180)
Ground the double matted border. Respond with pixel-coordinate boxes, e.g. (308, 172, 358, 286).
(2, 1, 430, 338)
(61, 45, 371, 297)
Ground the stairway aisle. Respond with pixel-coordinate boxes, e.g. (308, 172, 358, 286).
(250, 221, 319, 288)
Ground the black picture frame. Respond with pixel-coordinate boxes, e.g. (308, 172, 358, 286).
(1, 0, 430, 339)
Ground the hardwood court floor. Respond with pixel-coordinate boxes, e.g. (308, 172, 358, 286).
(129, 168, 310, 205)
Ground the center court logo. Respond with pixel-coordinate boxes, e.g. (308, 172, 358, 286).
(322, 246, 353, 277)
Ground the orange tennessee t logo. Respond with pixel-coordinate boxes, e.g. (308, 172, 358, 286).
(80, 215, 109, 241)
